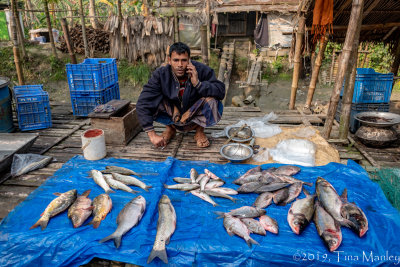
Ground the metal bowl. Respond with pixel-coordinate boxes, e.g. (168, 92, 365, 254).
(354, 112, 400, 128)
(225, 126, 254, 142)
(220, 143, 254, 163)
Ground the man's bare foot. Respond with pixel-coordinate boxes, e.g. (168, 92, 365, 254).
(194, 126, 210, 148)
(161, 125, 176, 144)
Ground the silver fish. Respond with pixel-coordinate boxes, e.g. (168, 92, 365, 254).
(233, 166, 262, 185)
(276, 174, 313, 187)
(190, 168, 198, 184)
(223, 214, 259, 247)
(234, 173, 262, 185)
(209, 187, 238, 195)
(273, 165, 301, 176)
(204, 169, 221, 180)
(216, 206, 266, 219)
(91, 170, 115, 194)
(273, 187, 289, 206)
(68, 189, 93, 228)
(191, 190, 218, 206)
(287, 188, 315, 235)
(104, 175, 138, 194)
(199, 174, 211, 191)
(99, 196, 146, 248)
(259, 215, 279, 234)
(204, 180, 225, 189)
(241, 218, 266, 236)
(148, 195, 176, 264)
(204, 189, 237, 203)
(102, 166, 141, 177)
(164, 183, 200, 191)
(30, 189, 77, 230)
(173, 177, 192, 184)
(340, 189, 368, 237)
(255, 182, 290, 194)
(284, 182, 303, 205)
(253, 192, 273, 209)
(13, 155, 53, 177)
(314, 200, 342, 252)
(87, 193, 112, 229)
(195, 173, 207, 183)
(237, 182, 263, 193)
(111, 173, 152, 191)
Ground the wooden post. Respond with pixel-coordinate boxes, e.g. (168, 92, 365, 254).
(200, 25, 209, 65)
(323, 0, 364, 139)
(391, 40, 400, 77)
(44, 0, 58, 59)
(305, 34, 328, 109)
(78, 0, 89, 58)
(206, 0, 211, 61)
(117, 0, 123, 59)
(10, 7, 24, 85)
(89, 0, 100, 29)
(173, 0, 179, 42)
(61, 18, 77, 64)
(361, 43, 369, 68)
(11, 0, 26, 59)
(329, 47, 336, 85)
(289, 15, 306, 110)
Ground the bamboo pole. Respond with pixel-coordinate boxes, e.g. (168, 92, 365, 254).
(117, 0, 123, 59)
(361, 43, 369, 67)
(289, 15, 306, 110)
(305, 33, 328, 109)
(200, 25, 209, 65)
(78, 0, 89, 58)
(329, 47, 336, 85)
(10, 7, 24, 85)
(44, 0, 58, 59)
(11, 0, 26, 59)
(173, 0, 179, 42)
(61, 18, 77, 64)
(323, 0, 364, 139)
(391, 40, 400, 77)
(206, 0, 211, 61)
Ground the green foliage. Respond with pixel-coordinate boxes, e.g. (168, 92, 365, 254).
(118, 59, 152, 86)
(0, 11, 9, 40)
(367, 43, 393, 73)
(0, 47, 15, 75)
(261, 56, 291, 82)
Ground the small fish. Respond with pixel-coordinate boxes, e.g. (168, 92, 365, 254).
(164, 183, 200, 191)
(102, 166, 142, 177)
(87, 194, 112, 229)
(68, 190, 93, 228)
(314, 200, 342, 252)
(91, 170, 115, 194)
(190, 168, 198, 184)
(276, 174, 313, 187)
(340, 189, 368, 237)
(204, 169, 221, 180)
(273, 165, 301, 176)
(199, 175, 211, 191)
(147, 195, 176, 264)
(284, 182, 303, 205)
(173, 177, 192, 184)
(233, 166, 262, 185)
(241, 218, 266, 236)
(216, 206, 266, 219)
(259, 215, 279, 234)
(273, 187, 290, 206)
(223, 214, 259, 247)
(204, 189, 237, 203)
(13, 155, 53, 177)
(234, 173, 262, 185)
(287, 188, 315, 235)
(209, 187, 238, 195)
(253, 192, 273, 209)
(237, 182, 263, 193)
(204, 180, 225, 189)
(100, 196, 146, 248)
(111, 173, 152, 191)
(104, 175, 138, 194)
(255, 182, 290, 194)
(30, 189, 77, 230)
(195, 173, 207, 184)
(191, 190, 218, 206)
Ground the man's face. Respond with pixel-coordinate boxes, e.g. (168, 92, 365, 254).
(169, 51, 189, 78)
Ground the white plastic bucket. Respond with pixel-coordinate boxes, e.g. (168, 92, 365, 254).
(81, 129, 106, 160)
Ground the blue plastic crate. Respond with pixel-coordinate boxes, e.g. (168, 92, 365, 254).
(14, 86, 52, 131)
(66, 58, 118, 92)
(341, 68, 393, 104)
(335, 100, 390, 133)
(71, 83, 120, 117)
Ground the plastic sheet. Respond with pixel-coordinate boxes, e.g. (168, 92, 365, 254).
(1, 156, 400, 267)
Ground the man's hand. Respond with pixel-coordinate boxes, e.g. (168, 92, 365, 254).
(147, 130, 166, 148)
(187, 61, 199, 87)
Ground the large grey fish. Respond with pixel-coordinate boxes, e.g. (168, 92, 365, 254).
(314, 200, 342, 252)
(253, 192, 273, 209)
(104, 174, 138, 194)
(204, 189, 237, 203)
(147, 195, 176, 264)
(255, 182, 290, 194)
(208, 187, 238, 195)
(233, 166, 262, 185)
(68, 189, 93, 228)
(216, 206, 266, 219)
(287, 188, 315, 234)
(87, 193, 112, 229)
(102, 166, 141, 177)
(223, 214, 259, 247)
(234, 173, 262, 185)
(204, 180, 225, 189)
(259, 215, 279, 234)
(173, 177, 192, 184)
(111, 173, 152, 191)
(164, 183, 200, 191)
(273, 187, 289, 205)
(316, 177, 356, 228)
(191, 190, 218, 206)
(13, 155, 53, 177)
(199, 174, 211, 191)
(273, 165, 301, 176)
(241, 218, 266, 236)
(190, 168, 198, 184)
(237, 182, 263, 193)
(257, 172, 282, 184)
(30, 189, 77, 230)
(340, 189, 368, 237)
(284, 182, 303, 205)
(99, 196, 146, 248)
(91, 170, 115, 194)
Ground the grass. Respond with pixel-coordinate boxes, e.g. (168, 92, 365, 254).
(118, 59, 152, 87)
(0, 12, 9, 40)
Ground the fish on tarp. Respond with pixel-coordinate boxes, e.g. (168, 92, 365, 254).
(191, 190, 218, 206)
(195, 173, 207, 183)
(233, 166, 262, 185)
(87, 193, 112, 229)
(104, 174, 138, 194)
(273, 165, 301, 176)
(102, 166, 142, 177)
(274, 174, 313, 187)
(199, 174, 211, 191)
(255, 182, 290, 194)
(284, 182, 303, 205)
(340, 189, 368, 237)
(91, 170, 115, 194)
(164, 183, 200, 191)
(204, 180, 224, 189)
(111, 173, 152, 191)
(68, 189, 93, 228)
(287, 188, 315, 235)
(204, 169, 221, 180)
(30, 189, 77, 230)
(147, 195, 176, 264)
(253, 192, 273, 209)
(190, 168, 198, 184)
(273, 187, 289, 206)
(100, 195, 146, 248)
(259, 215, 279, 234)
(223, 214, 259, 248)
(314, 200, 342, 252)
(237, 182, 263, 193)
(173, 177, 192, 184)
(241, 218, 266, 236)
(216, 206, 266, 219)
(209, 187, 238, 195)
(204, 189, 237, 203)
(234, 173, 262, 185)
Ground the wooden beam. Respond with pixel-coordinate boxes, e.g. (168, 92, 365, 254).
(213, 5, 298, 13)
(362, 0, 380, 19)
(307, 22, 400, 32)
(298, 0, 313, 14)
(333, 0, 353, 21)
(383, 26, 398, 41)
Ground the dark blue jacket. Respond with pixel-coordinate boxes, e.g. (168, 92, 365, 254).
(136, 60, 225, 132)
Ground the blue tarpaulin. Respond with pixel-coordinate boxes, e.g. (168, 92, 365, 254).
(1, 156, 400, 266)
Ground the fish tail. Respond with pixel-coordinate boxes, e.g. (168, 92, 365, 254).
(147, 248, 168, 264)
(105, 189, 115, 194)
(87, 219, 101, 229)
(30, 217, 49, 230)
(304, 182, 313, 187)
(213, 211, 225, 219)
(163, 184, 168, 189)
(245, 237, 259, 248)
(99, 233, 122, 248)
(340, 218, 358, 229)
(230, 197, 237, 203)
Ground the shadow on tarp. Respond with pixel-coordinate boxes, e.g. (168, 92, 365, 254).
(0, 156, 400, 267)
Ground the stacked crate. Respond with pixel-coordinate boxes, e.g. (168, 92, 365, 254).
(336, 68, 393, 133)
(66, 58, 120, 116)
(13, 85, 52, 131)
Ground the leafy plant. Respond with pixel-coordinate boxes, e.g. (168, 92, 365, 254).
(118, 59, 152, 87)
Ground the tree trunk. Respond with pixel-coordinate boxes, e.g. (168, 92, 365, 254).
(200, 25, 209, 65)
(61, 18, 77, 64)
(68, 4, 74, 28)
(89, 0, 101, 29)
(173, 0, 179, 42)
(391, 40, 400, 77)
(10, 5, 24, 85)
(11, 0, 26, 59)
(78, 0, 89, 58)
(206, 0, 211, 61)
(43, 0, 58, 58)
(323, 0, 364, 139)
(117, 0, 124, 59)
